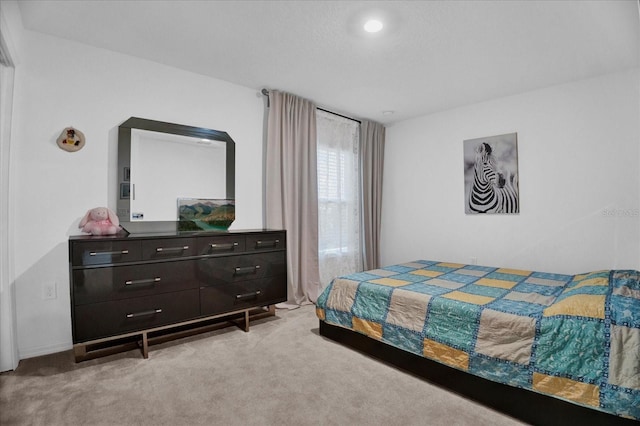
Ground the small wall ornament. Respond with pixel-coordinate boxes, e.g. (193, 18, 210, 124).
(56, 127, 85, 152)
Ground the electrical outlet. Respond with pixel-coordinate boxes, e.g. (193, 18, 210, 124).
(470, 257, 478, 265)
(43, 282, 57, 300)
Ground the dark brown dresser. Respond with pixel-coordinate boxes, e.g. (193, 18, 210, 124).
(69, 226, 286, 361)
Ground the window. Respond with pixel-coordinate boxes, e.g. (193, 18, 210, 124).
(316, 110, 362, 288)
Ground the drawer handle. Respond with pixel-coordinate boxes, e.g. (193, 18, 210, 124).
(236, 290, 261, 300)
(255, 240, 279, 248)
(156, 246, 189, 253)
(126, 309, 162, 319)
(125, 277, 161, 286)
(210, 242, 239, 250)
(89, 250, 129, 256)
(234, 265, 261, 275)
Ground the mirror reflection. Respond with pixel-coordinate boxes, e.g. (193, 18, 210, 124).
(130, 129, 227, 221)
(117, 117, 235, 225)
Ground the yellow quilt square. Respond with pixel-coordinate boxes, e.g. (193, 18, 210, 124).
(568, 276, 608, 292)
(543, 294, 606, 319)
(437, 262, 465, 269)
(443, 291, 494, 305)
(369, 278, 409, 287)
(316, 307, 325, 321)
(424, 338, 469, 371)
(353, 317, 383, 340)
(572, 270, 608, 282)
(476, 278, 518, 289)
(533, 373, 599, 407)
(496, 268, 531, 276)
(411, 269, 443, 278)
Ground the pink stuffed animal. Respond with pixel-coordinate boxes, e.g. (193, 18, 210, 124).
(79, 207, 120, 235)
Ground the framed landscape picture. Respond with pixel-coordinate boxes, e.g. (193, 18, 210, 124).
(177, 198, 235, 231)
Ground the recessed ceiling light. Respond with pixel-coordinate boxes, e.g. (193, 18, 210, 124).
(382, 110, 394, 116)
(364, 19, 383, 33)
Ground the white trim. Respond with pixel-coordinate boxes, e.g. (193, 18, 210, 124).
(0, 6, 19, 372)
(18, 342, 73, 361)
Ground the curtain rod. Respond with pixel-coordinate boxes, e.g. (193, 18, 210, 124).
(261, 88, 361, 124)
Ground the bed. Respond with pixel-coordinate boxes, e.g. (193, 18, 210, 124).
(316, 260, 640, 424)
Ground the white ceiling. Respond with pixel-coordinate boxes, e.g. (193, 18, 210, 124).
(16, 0, 640, 124)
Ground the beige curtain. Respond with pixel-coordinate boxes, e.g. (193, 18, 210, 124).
(360, 120, 385, 270)
(265, 90, 321, 304)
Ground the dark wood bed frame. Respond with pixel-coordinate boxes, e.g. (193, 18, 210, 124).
(319, 321, 637, 426)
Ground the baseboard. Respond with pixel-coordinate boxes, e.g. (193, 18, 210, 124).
(19, 341, 72, 360)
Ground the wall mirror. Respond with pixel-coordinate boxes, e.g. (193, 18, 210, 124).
(117, 117, 235, 225)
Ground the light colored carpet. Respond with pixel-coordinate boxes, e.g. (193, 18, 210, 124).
(1, 305, 524, 426)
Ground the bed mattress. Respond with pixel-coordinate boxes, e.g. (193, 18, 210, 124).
(316, 260, 640, 420)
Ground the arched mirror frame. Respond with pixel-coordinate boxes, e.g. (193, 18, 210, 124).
(117, 117, 235, 225)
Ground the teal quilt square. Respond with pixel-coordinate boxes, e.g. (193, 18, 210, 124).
(392, 273, 433, 283)
(469, 355, 532, 388)
(351, 282, 393, 322)
(513, 282, 562, 296)
(610, 295, 640, 328)
(485, 271, 529, 283)
(343, 271, 390, 282)
(612, 270, 640, 291)
(403, 282, 453, 296)
(415, 260, 438, 266)
(316, 282, 332, 308)
(424, 298, 480, 352)
(601, 385, 640, 420)
(383, 323, 423, 356)
(462, 283, 508, 298)
(536, 317, 605, 382)
(325, 309, 352, 329)
(384, 264, 417, 273)
(531, 271, 573, 282)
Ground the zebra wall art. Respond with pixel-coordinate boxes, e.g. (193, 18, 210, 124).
(464, 133, 519, 214)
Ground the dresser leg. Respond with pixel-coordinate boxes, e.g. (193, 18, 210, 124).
(141, 333, 149, 359)
(244, 310, 250, 332)
(73, 344, 87, 362)
(138, 332, 149, 359)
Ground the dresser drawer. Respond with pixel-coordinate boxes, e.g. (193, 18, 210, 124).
(196, 252, 286, 285)
(73, 289, 200, 343)
(73, 259, 199, 305)
(200, 275, 286, 316)
(196, 234, 245, 255)
(245, 233, 285, 251)
(141, 238, 197, 260)
(72, 241, 142, 266)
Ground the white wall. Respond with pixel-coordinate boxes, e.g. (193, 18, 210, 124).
(381, 69, 640, 274)
(11, 29, 265, 358)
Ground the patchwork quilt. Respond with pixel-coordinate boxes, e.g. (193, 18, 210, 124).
(316, 261, 640, 420)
